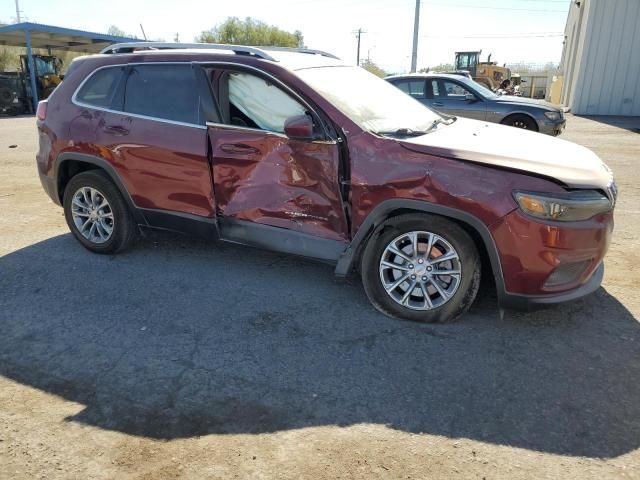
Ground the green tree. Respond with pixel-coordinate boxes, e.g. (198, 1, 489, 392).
(360, 59, 387, 78)
(421, 63, 454, 73)
(107, 25, 126, 37)
(197, 17, 303, 47)
(0, 47, 20, 71)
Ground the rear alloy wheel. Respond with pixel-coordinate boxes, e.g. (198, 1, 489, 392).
(71, 186, 114, 244)
(361, 214, 481, 323)
(63, 170, 137, 254)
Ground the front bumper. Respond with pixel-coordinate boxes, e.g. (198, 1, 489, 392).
(490, 208, 613, 309)
(499, 262, 604, 310)
(540, 117, 566, 136)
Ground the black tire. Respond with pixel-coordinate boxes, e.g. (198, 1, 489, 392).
(360, 213, 481, 323)
(63, 170, 137, 254)
(502, 114, 538, 131)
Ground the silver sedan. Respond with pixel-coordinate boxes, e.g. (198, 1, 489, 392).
(386, 73, 566, 136)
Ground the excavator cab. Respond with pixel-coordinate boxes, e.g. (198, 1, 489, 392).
(455, 50, 511, 90)
(454, 51, 481, 78)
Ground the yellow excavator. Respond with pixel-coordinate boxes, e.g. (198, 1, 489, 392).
(20, 54, 63, 100)
(0, 54, 63, 114)
(454, 51, 510, 90)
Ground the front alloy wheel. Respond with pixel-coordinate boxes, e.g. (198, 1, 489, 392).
(379, 231, 462, 310)
(361, 213, 481, 323)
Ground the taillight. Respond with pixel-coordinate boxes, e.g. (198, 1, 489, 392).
(36, 100, 47, 121)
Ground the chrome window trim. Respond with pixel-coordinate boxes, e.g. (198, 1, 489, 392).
(205, 121, 337, 145)
(71, 62, 207, 130)
(205, 121, 288, 139)
(71, 60, 338, 140)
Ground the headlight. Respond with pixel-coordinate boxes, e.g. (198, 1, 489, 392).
(544, 111, 561, 121)
(513, 190, 613, 221)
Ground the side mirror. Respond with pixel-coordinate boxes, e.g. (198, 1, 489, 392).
(284, 114, 314, 140)
(463, 93, 477, 102)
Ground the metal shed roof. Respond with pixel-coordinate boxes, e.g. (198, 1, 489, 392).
(0, 22, 142, 53)
(0, 22, 144, 111)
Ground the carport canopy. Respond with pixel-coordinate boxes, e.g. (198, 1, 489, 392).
(0, 22, 142, 109)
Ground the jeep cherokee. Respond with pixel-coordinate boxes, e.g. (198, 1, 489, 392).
(36, 42, 616, 323)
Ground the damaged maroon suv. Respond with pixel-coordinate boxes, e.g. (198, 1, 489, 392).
(36, 43, 616, 323)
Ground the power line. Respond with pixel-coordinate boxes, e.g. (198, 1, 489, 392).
(289, 0, 569, 11)
(420, 2, 568, 13)
(421, 32, 565, 39)
(357, 1, 568, 14)
(291, 0, 569, 6)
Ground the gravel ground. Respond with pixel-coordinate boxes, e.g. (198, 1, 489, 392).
(1, 114, 639, 479)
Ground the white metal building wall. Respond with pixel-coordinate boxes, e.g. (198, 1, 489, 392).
(561, 0, 640, 116)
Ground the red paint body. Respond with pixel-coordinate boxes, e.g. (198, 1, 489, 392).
(37, 51, 614, 302)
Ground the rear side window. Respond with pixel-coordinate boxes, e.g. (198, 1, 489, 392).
(393, 80, 426, 99)
(123, 64, 199, 124)
(75, 66, 123, 108)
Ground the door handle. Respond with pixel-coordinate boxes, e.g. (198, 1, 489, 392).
(220, 143, 260, 155)
(432, 102, 444, 107)
(103, 125, 129, 136)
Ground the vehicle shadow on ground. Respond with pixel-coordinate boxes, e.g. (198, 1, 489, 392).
(0, 114, 34, 121)
(1, 232, 639, 458)
(575, 115, 640, 133)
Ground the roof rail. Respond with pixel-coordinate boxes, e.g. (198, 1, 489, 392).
(99, 42, 277, 61)
(258, 46, 340, 60)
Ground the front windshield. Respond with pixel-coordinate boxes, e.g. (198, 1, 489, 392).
(296, 66, 441, 134)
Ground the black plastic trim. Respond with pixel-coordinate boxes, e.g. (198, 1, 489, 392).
(140, 207, 218, 239)
(334, 198, 605, 311)
(54, 152, 146, 225)
(219, 218, 347, 262)
(193, 63, 223, 124)
(334, 198, 508, 297)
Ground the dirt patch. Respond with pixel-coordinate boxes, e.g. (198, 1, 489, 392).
(1, 115, 639, 479)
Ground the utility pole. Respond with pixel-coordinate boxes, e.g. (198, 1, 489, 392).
(140, 24, 148, 40)
(355, 28, 365, 66)
(15, 0, 21, 22)
(410, 0, 420, 72)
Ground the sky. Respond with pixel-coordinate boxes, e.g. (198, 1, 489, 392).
(2, 0, 571, 73)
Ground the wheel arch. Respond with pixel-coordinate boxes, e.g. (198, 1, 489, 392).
(55, 153, 146, 225)
(335, 199, 506, 297)
(500, 112, 539, 131)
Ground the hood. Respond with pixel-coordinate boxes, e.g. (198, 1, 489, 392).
(399, 118, 613, 190)
(494, 95, 560, 111)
